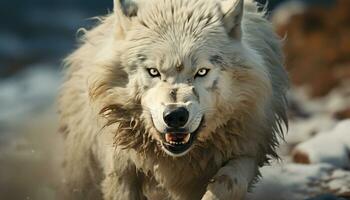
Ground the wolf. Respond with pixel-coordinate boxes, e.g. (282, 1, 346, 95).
(58, 0, 288, 199)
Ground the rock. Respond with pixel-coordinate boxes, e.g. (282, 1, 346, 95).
(293, 149, 311, 164)
(292, 120, 350, 168)
(334, 108, 350, 120)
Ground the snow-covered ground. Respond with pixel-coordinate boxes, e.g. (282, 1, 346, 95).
(0, 64, 61, 124)
(249, 88, 350, 200)
(249, 121, 350, 200)
(0, 65, 63, 200)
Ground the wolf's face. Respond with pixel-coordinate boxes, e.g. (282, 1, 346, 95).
(112, 0, 272, 157)
(138, 44, 224, 157)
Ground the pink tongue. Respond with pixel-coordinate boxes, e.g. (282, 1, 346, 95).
(166, 134, 186, 142)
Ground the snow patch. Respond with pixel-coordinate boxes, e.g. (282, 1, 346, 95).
(0, 64, 61, 125)
(292, 120, 350, 168)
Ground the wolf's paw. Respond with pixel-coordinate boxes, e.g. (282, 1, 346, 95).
(201, 174, 248, 200)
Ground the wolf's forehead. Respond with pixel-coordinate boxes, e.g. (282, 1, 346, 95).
(137, 0, 222, 34)
(126, 0, 230, 73)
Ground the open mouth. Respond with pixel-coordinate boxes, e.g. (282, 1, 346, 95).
(162, 133, 194, 155)
(150, 114, 204, 157)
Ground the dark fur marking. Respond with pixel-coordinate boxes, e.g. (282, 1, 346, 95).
(192, 88, 200, 102)
(215, 175, 234, 190)
(212, 79, 219, 90)
(139, 20, 149, 28)
(187, 11, 193, 22)
(176, 64, 184, 72)
(159, 58, 165, 67)
(170, 88, 178, 102)
(204, 15, 213, 26)
(129, 64, 139, 73)
(187, 78, 193, 85)
(210, 55, 224, 66)
(191, 57, 198, 67)
(137, 54, 147, 62)
(171, 5, 174, 15)
(206, 78, 219, 91)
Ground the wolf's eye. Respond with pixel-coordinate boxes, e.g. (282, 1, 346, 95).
(147, 68, 160, 78)
(195, 68, 210, 78)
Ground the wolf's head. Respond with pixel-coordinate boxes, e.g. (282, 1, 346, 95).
(90, 0, 287, 158)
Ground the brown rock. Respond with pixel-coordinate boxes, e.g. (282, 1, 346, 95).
(276, 0, 350, 98)
(334, 108, 350, 120)
(292, 149, 311, 164)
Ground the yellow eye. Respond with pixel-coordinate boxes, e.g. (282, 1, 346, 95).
(147, 68, 160, 77)
(195, 68, 210, 78)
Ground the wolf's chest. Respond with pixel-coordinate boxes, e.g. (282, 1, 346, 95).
(137, 157, 221, 200)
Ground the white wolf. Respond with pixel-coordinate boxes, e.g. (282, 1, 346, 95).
(58, 0, 288, 199)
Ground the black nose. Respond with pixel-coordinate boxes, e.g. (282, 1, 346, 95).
(163, 107, 189, 128)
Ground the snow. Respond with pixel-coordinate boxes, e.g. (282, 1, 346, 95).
(248, 163, 350, 200)
(286, 115, 337, 144)
(327, 170, 350, 196)
(0, 66, 62, 200)
(248, 87, 350, 199)
(0, 64, 61, 125)
(292, 120, 350, 168)
(248, 163, 334, 200)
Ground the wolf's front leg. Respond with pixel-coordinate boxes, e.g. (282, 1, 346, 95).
(201, 157, 258, 200)
(100, 153, 146, 200)
(101, 167, 147, 200)
(101, 171, 146, 200)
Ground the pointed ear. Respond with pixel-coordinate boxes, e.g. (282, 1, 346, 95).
(114, 0, 138, 17)
(220, 0, 244, 39)
(113, 0, 139, 36)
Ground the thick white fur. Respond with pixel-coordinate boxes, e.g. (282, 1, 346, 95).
(58, 0, 288, 199)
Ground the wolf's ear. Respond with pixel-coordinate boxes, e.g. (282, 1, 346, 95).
(114, 0, 138, 18)
(220, 0, 244, 39)
(113, 0, 139, 36)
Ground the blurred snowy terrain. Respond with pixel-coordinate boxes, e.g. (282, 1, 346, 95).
(0, 0, 112, 77)
(0, 65, 63, 199)
(0, 2, 112, 197)
(0, 65, 61, 124)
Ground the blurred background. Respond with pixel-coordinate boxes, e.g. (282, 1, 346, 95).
(0, 0, 350, 199)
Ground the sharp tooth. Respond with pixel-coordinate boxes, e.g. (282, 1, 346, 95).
(184, 134, 190, 143)
(166, 133, 191, 145)
(166, 134, 171, 143)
